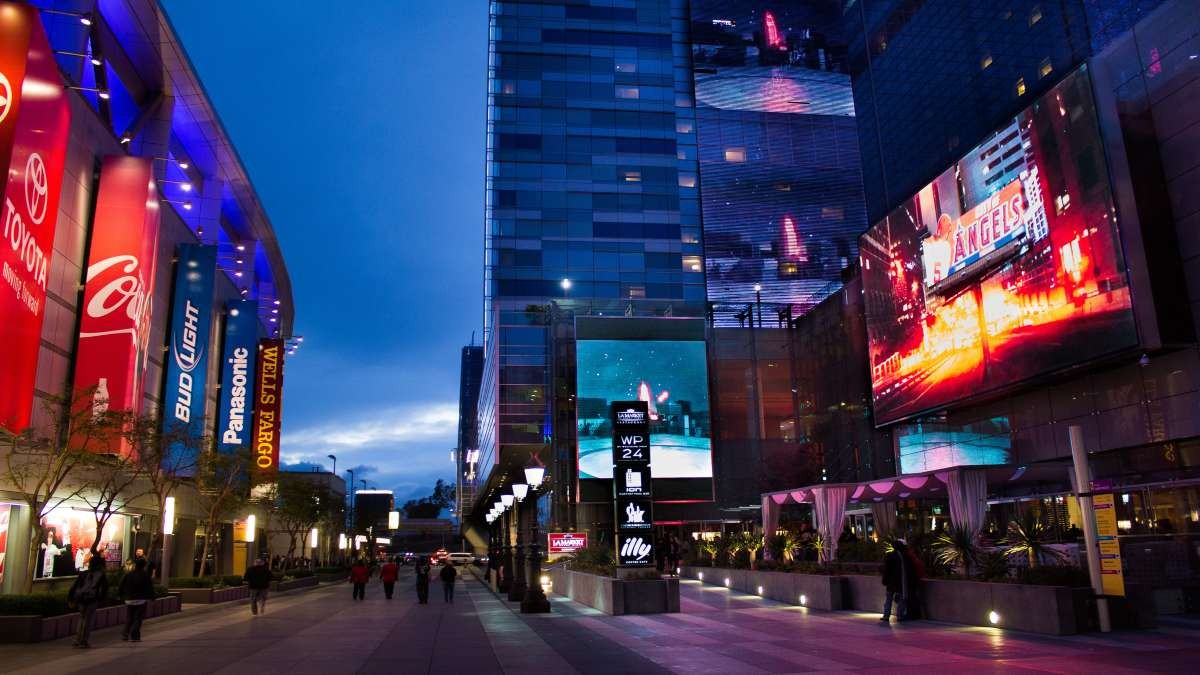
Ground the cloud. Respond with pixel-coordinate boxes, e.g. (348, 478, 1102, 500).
(283, 402, 458, 452)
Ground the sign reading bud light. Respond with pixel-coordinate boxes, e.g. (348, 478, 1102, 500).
(0, 2, 71, 433)
(612, 401, 654, 567)
(547, 532, 588, 555)
(73, 157, 161, 454)
(251, 338, 285, 477)
(216, 300, 258, 454)
(161, 244, 217, 470)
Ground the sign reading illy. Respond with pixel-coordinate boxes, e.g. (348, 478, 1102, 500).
(251, 338, 285, 477)
(0, 2, 71, 433)
(612, 401, 654, 567)
(217, 300, 258, 454)
(162, 244, 217, 471)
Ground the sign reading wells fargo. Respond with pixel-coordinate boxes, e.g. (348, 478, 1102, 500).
(251, 338, 285, 477)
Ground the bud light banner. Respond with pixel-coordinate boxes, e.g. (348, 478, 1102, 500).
(217, 300, 258, 454)
(73, 157, 160, 451)
(251, 338, 285, 478)
(162, 244, 217, 470)
(0, 3, 71, 433)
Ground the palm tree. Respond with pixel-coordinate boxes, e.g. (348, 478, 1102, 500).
(1003, 511, 1066, 568)
(933, 523, 980, 576)
(726, 532, 747, 567)
(697, 536, 720, 564)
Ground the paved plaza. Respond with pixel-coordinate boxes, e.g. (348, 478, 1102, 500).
(3, 569, 1200, 674)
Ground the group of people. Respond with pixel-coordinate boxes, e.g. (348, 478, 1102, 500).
(66, 552, 156, 648)
(348, 556, 458, 604)
(880, 538, 925, 622)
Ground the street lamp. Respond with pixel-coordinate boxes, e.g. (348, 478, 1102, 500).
(524, 464, 546, 487)
(501, 494, 514, 507)
(161, 496, 176, 581)
(327, 454, 337, 475)
(753, 283, 762, 326)
(512, 483, 529, 502)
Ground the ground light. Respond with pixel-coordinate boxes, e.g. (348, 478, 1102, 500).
(988, 611, 1001, 625)
(697, 572, 703, 580)
(540, 575, 550, 586)
(757, 586, 763, 595)
(724, 577, 731, 587)
(799, 594, 808, 606)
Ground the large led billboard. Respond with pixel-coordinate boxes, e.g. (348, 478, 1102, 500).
(860, 67, 1137, 424)
(575, 318, 713, 502)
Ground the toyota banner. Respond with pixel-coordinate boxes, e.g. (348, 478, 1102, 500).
(217, 300, 258, 454)
(0, 2, 71, 433)
(162, 244, 217, 471)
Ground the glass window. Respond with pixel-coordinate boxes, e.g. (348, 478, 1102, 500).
(724, 147, 745, 162)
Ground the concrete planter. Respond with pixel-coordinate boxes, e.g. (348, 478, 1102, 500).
(681, 566, 845, 610)
(548, 568, 680, 615)
(0, 594, 182, 643)
(315, 572, 346, 584)
(170, 585, 249, 604)
(272, 576, 319, 592)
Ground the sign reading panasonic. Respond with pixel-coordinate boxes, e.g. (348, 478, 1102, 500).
(162, 244, 217, 470)
(217, 299, 258, 453)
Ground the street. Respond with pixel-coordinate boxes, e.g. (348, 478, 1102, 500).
(4, 568, 1200, 674)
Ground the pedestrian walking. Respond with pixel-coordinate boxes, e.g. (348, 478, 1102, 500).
(415, 559, 431, 604)
(119, 557, 155, 641)
(439, 561, 457, 603)
(350, 559, 370, 600)
(380, 556, 399, 600)
(667, 533, 681, 573)
(881, 538, 915, 622)
(68, 555, 108, 648)
(245, 558, 272, 615)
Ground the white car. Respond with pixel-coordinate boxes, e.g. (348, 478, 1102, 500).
(446, 552, 475, 566)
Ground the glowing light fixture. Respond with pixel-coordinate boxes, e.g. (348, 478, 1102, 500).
(799, 594, 808, 606)
(338, 533, 347, 550)
(988, 610, 1001, 625)
(162, 497, 176, 536)
(245, 514, 256, 543)
(724, 577, 731, 587)
(309, 527, 319, 548)
(501, 494, 514, 507)
(388, 511, 400, 529)
(561, 278, 572, 290)
(525, 464, 545, 486)
(512, 483, 529, 501)
(757, 586, 763, 595)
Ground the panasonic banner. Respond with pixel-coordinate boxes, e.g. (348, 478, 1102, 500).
(216, 299, 258, 454)
(162, 244, 217, 471)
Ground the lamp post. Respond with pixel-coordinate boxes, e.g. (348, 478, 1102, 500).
(327, 454, 337, 476)
(161, 496, 176, 581)
(508, 486, 529, 602)
(345, 469, 355, 550)
(499, 499, 513, 594)
(521, 463, 551, 613)
(753, 283, 762, 327)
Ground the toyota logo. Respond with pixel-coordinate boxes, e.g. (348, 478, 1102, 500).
(25, 153, 48, 225)
(0, 72, 11, 125)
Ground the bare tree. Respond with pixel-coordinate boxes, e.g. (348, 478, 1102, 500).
(1, 391, 109, 593)
(275, 474, 338, 568)
(192, 447, 249, 577)
(128, 418, 198, 578)
(76, 432, 150, 558)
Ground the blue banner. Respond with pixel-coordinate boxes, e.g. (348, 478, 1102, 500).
(162, 244, 217, 471)
(217, 299, 258, 454)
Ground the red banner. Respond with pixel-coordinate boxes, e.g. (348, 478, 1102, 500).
(251, 338, 285, 476)
(73, 157, 161, 441)
(548, 532, 588, 554)
(0, 3, 72, 433)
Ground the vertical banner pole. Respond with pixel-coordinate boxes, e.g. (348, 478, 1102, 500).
(1069, 424, 1111, 633)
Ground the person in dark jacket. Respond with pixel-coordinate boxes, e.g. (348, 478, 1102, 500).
(439, 562, 457, 603)
(415, 559, 431, 604)
(119, 557, 155, 641)
(244, 558, 272, 615)
(881, 539, 915, 622)
(380, 556, 400, 599)
(68, 555, 109, 648)
(350, 559, 370, 600)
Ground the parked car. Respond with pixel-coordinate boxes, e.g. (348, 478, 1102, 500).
(447, 552, 474, 566)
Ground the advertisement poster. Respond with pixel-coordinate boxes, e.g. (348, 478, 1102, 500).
(38, 509, 125, 578)
(251, 338, 285, 477)
(612, 401, 655, 567)
(0, 504, 10, 585)
(1092, 492, 1126, 597)
(217, 300, 258, 454)
(547, 532, 588, 555)
(860, 68, 1137, 424)
(73, 157, 161, 453)
(577, 340, 712, 479)
(0, 3, 71, 433)
(162, 244, 217, 470)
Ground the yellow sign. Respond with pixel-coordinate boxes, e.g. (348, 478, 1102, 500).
(1092, 493, 1125, 597)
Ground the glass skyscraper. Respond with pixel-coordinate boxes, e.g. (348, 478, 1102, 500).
(478, 1, 704, 503)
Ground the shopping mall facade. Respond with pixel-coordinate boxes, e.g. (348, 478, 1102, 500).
(0, 0, 297, 593)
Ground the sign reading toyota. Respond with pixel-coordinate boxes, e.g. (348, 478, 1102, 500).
(612, 401, 654, 567)
(547, 532, 588, 555)
(217, 300, 258, 454)
(251, 338, 285, 478)
(0, 2, 71, 433)
(161, 244, 217, 469)
(73, 158, 161, 452)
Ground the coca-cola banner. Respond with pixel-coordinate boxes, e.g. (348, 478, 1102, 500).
(73, 157, 160, 449)
(162, 244, 217, 472)
(216, 300, 258, 454)
(251, 338, 285, 477)
(0, 3, 72, 433)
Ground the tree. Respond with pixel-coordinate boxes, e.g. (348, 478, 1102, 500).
(192, 448, 249, 577)
(1003, 511, 1066, 569)
(128, 417, 199, 578)
(76, 436, 149, 557)
(275, 474, 339, 566)
(1, 391, 108, 593)
(401, 478, 455, 519)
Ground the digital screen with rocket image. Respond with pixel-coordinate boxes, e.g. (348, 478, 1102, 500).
(576, 340, 713, 480)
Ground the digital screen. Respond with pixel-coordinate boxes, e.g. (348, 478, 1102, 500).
(576, 340, 713, 480)
(38, 510, 126, 578)
(860, 67, 1137, 424)
(896, 417, 1012, 474)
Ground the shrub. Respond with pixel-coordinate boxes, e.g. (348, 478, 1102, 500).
(288, 569, 314, 579)
(168, 576, 218, 588)
(315, 566, 347, 575)
(838, 540, 886, 563)
(932, 524, 981, 576)
(566, 544, 616, 577)
(975, 551, 1011, 582)
(0, 592, 72, 617)
(220, 575, 244, 587)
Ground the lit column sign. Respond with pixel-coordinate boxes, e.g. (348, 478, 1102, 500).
(612, 401, 654, 567)
(0, 2, 71, 433)
(217, 300, 258, 454)
(162, 244, 217, 471)
(251, 338, 285, 477)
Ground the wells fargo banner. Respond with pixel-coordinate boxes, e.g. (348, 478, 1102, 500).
(161, 244, 217, 471)
(73, 157, 160, 453)
(217, 300, 258, 454)
(251, 338, 285, 476)
(0, 2, 72, 433)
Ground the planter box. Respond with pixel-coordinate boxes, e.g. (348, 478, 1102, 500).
(681, 566, 845, 611)
(170, 585, 249, 604)
(0, 594, 181, 644)
(272, 576, 319, 592)
(315, 572, 346, 584)
(548, 568, 679, 615)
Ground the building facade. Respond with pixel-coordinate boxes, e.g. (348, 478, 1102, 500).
(0, 0, 296, 593)
(456, 344, 484, 536)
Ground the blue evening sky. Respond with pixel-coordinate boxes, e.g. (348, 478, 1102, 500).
(161, 1, 487, 503)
